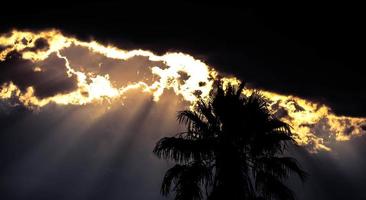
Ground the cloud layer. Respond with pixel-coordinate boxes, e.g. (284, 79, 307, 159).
(0, 29, 365, 152)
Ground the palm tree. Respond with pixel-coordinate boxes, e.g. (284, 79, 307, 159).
(153, 80, 307, 200)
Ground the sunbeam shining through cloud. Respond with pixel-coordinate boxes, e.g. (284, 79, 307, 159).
(0, 29, 365, 153)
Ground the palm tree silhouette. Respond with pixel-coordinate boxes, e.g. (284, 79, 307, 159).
(153, 80, 307, 200)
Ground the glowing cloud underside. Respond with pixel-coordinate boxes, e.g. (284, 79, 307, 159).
(0, 30, 365, 153)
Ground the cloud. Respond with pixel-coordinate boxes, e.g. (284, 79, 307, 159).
(0, 29, 365, 153)
(0, 50, 78, 98)
(60, 45, 166, 87)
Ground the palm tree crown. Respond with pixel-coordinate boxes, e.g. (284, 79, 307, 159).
(153, 80, 307, 200)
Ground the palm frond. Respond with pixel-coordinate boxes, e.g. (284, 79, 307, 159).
(272, 157, 308, 182)
(161, 164, 185, 196)
(161, 162, 213, 200)
(196, 100, 218, 129)
(266, 119, 292, 135)
(153, 137, 214, 163)
(177, 110, 209, 136)
(255, 156, 308, 182)
(255, 171, 296, 200)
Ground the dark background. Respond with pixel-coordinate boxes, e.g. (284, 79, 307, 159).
(1, 1, 365, 200)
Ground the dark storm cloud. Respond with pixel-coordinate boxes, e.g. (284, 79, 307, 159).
(0, 50, 78, 98)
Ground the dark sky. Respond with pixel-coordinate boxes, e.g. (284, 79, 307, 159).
(1, 1, 365, 200)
